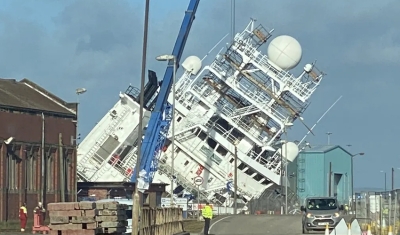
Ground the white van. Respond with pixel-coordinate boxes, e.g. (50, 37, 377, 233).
(96, 198, 133, 234)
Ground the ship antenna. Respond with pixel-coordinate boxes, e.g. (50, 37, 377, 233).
(297, 95, 343, 146)
(201, 33, 229, 62)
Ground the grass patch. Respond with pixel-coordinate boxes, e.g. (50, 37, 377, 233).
(0, 220, 33, 232)
(182, 219, 204, 233)
(182, 215, 224, 233)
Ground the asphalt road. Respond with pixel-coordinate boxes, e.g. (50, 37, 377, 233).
(209, 215, 318, 235)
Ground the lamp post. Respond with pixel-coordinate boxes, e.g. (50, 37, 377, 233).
(284, 122, 293, 215)
(73, 88, 86, 202)
(351, 152, 364, 215)
(156, 54, 177, 206)
(326, 132, 332, 145)
(132, 0, 150, 235)
(75, 88, 87, 144)
(233, 139, 240, 215)
(391, 167, 400, 191)
(380, 170, 387, 192)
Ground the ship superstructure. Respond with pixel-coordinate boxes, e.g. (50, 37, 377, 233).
(77, 19, 326, 205)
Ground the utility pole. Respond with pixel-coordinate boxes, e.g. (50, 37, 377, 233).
(392, 167, 394, 191)
(233, 144, 238, 215)
(59, 133, 65, 202)
(132, 0, 150, 235)
(284, 128, 288, 215)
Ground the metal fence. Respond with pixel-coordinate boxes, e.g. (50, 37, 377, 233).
(248, 185, 300, 215)
(354, 190, 400, 235)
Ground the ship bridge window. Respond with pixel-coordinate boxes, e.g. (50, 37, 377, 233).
(238, 163, 246, 170)
(193, 128, 207, 140)
(207, 138, 217, 149)
(216, 145, 228, 157)
(254, 173, 263, 181)
(164, 139, 171, 147)
(245, 167, 255, 176)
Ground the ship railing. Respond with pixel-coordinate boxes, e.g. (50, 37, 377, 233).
(204, 121, 239, 145)
(253, 52, 295, 85)
(288, 79, 314, 100)
(78, 107, 130, 173)
(191, 83, 223, 107)
(234, 40, 291, 84)
(158, 162, 209, 199)
(246, 150, 282, 176)
(231, 41, 314, 103)
(210, 61, 288, 123)
(220, 105, 271, 143)
(255, 53, 315, 101)
(230, 104, 259, 118)
(234, 82, 287, 122)
(205, 115, 283, 180)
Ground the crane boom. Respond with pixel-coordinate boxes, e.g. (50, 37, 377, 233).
(131, 0, 200, 191)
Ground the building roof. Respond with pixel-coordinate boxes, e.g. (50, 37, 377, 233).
(301, 145, 352, 156)
(0, 78, 76, 117)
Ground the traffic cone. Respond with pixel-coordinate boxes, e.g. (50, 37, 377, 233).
(367, 224, 372, 235)
(325, 224, 330, 235)
(347, 223, 351, 235)
(388, 226, 393, 235)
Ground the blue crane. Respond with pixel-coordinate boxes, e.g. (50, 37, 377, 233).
(131, 0, 200, 190)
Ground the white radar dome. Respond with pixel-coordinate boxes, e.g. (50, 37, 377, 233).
(278, 141, 299, 162)
(267, 35, 302, 70)
(182, 55, 202, 75)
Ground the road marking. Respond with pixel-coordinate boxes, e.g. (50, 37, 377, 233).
(209, 216, 232, 233)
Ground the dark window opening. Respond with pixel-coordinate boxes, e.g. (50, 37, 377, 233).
(238, 163, 246, 170)
(216, 145, 228, 156)
(254, 173, 263, 181)
(207, 138, 217, 149)
(164, 139, 171, 147)
(229, 158, 234, 163)
(177, 116, 182, 122)
(198, 131, 207, 140)
(184, 160, 189, 166)
(245, 168, 255, 176)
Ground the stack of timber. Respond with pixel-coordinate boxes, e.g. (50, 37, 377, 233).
(48, 201, 128, 235)
(140, 208, 184, 235)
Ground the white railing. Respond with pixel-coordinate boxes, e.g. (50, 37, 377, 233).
(231, 105, 259, 118)
(233, 40, 315, 102)
(210, 62, 288, 123)
(78, 108, 130, 167)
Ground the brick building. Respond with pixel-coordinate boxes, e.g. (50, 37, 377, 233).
(0, 78, 78, 221)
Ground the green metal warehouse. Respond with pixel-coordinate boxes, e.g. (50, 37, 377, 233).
(288, 145, 353, 206)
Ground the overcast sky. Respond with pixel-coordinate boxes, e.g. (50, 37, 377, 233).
(0, 0, 398, 189)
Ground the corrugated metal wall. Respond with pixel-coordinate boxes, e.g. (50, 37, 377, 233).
(0, 111, 77, 221)
(297, 146, 352, 205)
(324, 148, 352, 204)
(297, 152, 326, 201)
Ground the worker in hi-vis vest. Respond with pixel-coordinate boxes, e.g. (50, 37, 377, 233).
(202, 202, 213, 235)
(19, 203, 27, 232)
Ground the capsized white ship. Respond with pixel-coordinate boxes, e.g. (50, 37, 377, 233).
(77, 19, 326, 205)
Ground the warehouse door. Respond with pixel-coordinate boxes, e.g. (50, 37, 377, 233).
(333, 173, 342, 197)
